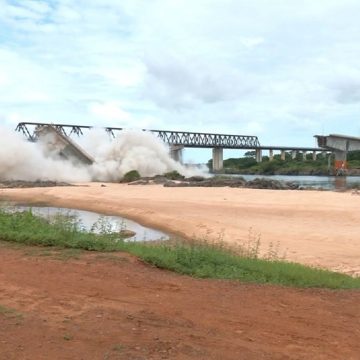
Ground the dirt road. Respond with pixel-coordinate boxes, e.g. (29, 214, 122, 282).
(1, 244, 359, 360)
(1, 183, 359, 275)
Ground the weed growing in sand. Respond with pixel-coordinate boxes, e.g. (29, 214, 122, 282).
(112, 344, 124, 352)
(63, 334, 73, 341)
(128, 240, 360, 289)
(0, 207, 359, 289)
(242, 227, 261, 259)
(0, 206, 124, 251)
(90, 215, 116, 235)
(191, 227, 283, 261)
(0, 304, 23, 320)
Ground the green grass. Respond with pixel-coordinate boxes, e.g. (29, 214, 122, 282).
(112, 344, 124, 352)
(0, 304, 23, 320)
(128, 241, 360, 289)
(63, 334, 73, 341)
(0, 207, 123, 252)
(0, 207, 359, 289)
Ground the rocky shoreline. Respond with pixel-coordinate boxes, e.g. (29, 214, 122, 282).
(221, 168, 360, 176)
(0, 180, 72, 188)
(128, 175, 303, 190)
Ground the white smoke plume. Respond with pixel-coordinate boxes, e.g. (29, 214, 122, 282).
(0, 126, 207, 182)
(0, 127, 91, 182)
(86, 130, 203, 181)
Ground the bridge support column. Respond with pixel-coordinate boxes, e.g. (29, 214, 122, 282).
(281, 150, 286, 161)
(302, 152, 307, 161)
(170, 145, 184, 163)
(269, 149, 274, 161)
(256, 148, 262, 163)
(212, 148, 223, 172)
(312, 151, 317, 161)
(291, 150, 297, 160)
(334, 150, 347, 173)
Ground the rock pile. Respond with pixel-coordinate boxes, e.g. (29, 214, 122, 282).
(128, 176, 300, 190)
(0, 180, 71, 188)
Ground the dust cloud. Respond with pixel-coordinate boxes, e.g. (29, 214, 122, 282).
(0, 126, 206, 182)
(0, 127, 91, 182)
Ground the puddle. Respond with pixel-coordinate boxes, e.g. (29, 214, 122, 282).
(8, 206, 169, 242)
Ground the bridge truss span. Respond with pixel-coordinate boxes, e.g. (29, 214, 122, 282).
(15, 122, 261, 149)
(15, 122, 94, 141)
(154, 130, 260, 148)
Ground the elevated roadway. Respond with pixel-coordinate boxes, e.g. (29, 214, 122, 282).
(315, 134, 360, 173)
(15, 122, 326, 171)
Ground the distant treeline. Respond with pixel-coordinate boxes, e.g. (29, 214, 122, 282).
(208, 150, 360, 175)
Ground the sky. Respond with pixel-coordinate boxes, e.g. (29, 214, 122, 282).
(1, 0, 360, 162)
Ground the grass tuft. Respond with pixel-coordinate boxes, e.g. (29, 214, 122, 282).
(0, 304, 23, 320)
(0, 206, 359, 289)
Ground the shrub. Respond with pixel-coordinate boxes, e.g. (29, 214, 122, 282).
(121, 170, 141, 183)
(163, 170, 185, 180)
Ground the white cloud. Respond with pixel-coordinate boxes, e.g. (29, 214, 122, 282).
(89, 102, 132, 121)
(2, 3, 43, 20)
(96, 65, 145, 87)
(21, 1, 51, 15)
(143, 54, 258, 109)
(1, 0, 360, 161)
(239, 37, 264, 48)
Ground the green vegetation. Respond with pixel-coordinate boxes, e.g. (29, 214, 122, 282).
(128, 241, 360, 289)
(208, 150, 360, 175)
(163, 170, 185, 180)
(63, 334, 73, 341)
(112, 344, 124, 352)
(0, 207, 359, 289)
(347, 150, 360, 168)
(121, 170, 141, 183)
(0, 304, 23, 320)
(0, 208, 122, 251)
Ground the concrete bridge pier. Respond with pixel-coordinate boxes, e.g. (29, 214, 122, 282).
(256, 148, 262, 163)
(314, 134, 360, 172)
(334, 150, 347, 169)
(269, 149, 274, 161)
(170, 145, 184, 163)
(303, 151, 307, 161)
(212, 148, 223, 171)
(281, 150, 286, 161)
(312, 151, 317, 161)
(291, 150, 297, 160)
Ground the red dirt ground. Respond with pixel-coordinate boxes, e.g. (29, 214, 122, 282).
(0, 243, 359, 360)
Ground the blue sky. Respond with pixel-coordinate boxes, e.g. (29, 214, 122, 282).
(1, 0, 360, 162)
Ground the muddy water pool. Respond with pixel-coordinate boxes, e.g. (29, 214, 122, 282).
(9, 206, 169, 242)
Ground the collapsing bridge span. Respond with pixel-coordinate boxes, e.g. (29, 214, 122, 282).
(15, 122, 328, 171)
(15, 122, 261, 148)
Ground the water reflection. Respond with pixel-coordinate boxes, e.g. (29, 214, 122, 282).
(13, 206, 169, 242)
(334, 177, 347, 191)
(234, 174, 360, 190)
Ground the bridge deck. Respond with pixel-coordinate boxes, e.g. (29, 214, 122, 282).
(15, 122, 324, 152)
(15, 122, 260, 149)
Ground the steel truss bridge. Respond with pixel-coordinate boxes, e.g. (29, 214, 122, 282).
(15, 122, 261, 149)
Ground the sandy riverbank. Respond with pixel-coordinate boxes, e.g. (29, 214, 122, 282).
(1, 183, 359, 276)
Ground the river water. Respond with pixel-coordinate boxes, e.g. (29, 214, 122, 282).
(230, 174, 360, 190)
(11, 206, 169, 242)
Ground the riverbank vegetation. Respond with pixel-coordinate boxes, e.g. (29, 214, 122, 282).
(0, 207, 359, 289)
(208, 150, 360, 175)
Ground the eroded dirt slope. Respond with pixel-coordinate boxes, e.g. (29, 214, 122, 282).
(0, 244, 359, 360)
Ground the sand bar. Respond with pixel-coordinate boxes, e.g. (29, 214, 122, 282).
(1, 183, 359, 276)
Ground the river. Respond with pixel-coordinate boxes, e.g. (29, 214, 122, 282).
(7, 206, 169, 242)
(229, 174, 360, 190)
